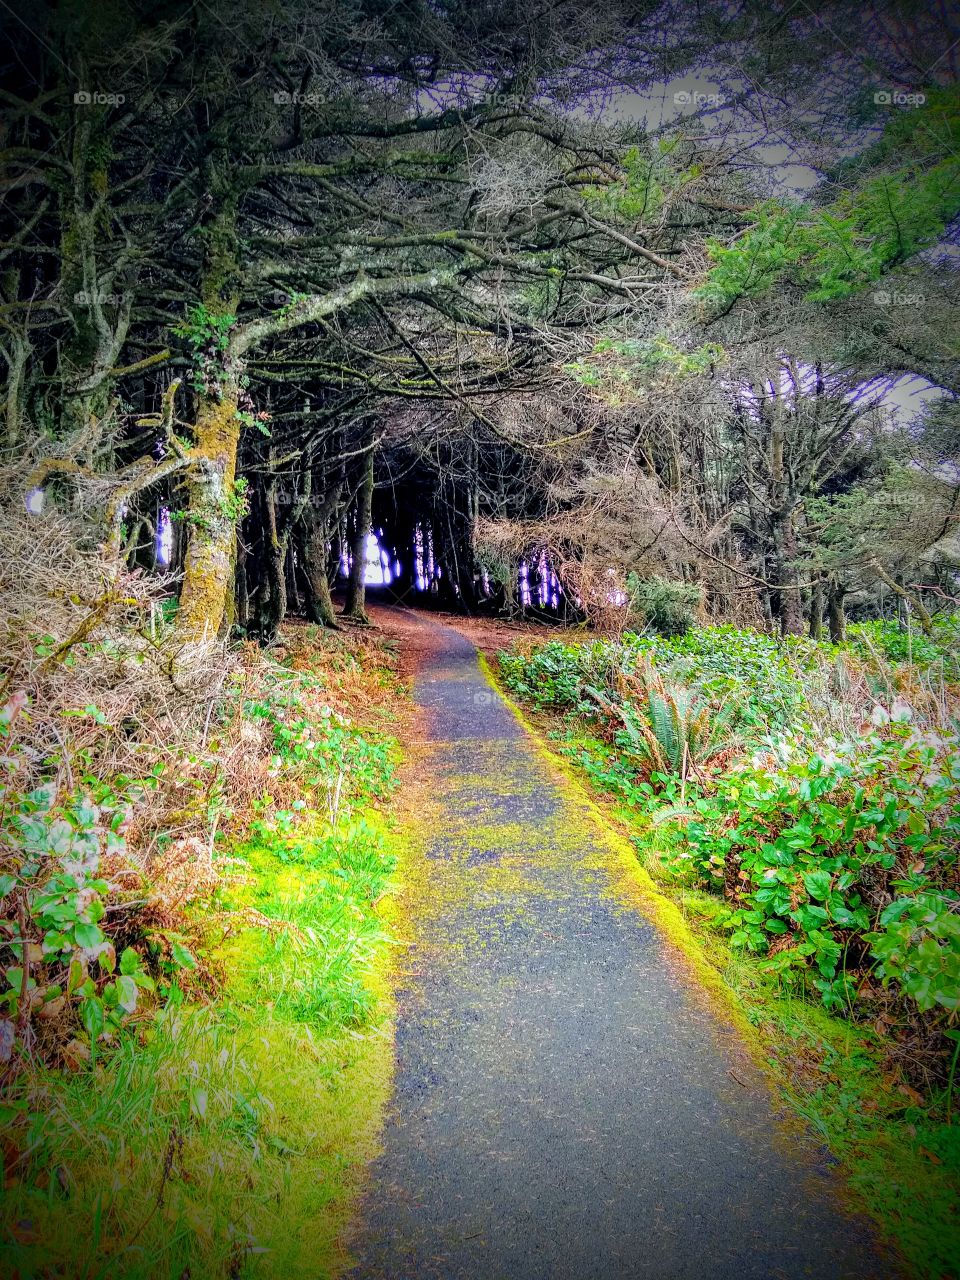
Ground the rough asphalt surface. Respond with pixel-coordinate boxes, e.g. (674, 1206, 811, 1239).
(347, 611, 897, 1280)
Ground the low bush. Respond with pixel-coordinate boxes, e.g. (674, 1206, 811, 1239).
(498, 625, 960, 1028)
(625, 574, 703, 637)
(847, 613, 960, 678)
(663, 720, 959, 1015)
(585, 661, 737, 777)
(0, 494, 405, 1275)
(498, 638, 616, 710)
(0, 635, 403, 1277)
(500, 624, 827, 732)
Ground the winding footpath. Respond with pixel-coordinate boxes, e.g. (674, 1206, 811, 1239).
(347, 611, 898, 1280)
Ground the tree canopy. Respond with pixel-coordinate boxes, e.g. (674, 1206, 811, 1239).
(2, 0, 957, 640)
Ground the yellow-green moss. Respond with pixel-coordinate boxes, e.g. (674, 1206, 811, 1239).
(479, 654, 960, 1272)
(211, 816, 404, 1276)
(2, 808, 404, 1280)
(177, 393, 242, 638)
(476, 654, 771, 1059)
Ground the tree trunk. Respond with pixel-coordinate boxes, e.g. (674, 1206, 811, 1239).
(779, 519, 802, 635)
(827, 579, 847, 644)
(3, 329, 29, 448)
(444, 500, 470, 614)
(299, 511, 339, 628)
(287, 545, 301, 613)
(176, 383, 242, 641)
(344, 448, 374, 623)
(760, 584, 775, 634)
(869, 559, 934, 636)
(235, 529, 250, 628)
(57, 147, 129, 446)
(769, 507, 802, 636)
(808, 580, 825, 641)
(259, 476, 287, 642)
(177, 189, 243, 641)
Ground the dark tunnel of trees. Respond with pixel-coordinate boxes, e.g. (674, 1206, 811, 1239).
(2, 0, 958, 646)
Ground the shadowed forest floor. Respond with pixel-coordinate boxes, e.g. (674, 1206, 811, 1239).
(346, 606, 899, 1280)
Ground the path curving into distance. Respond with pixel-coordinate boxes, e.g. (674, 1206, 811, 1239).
(347, 610, 898, 1280)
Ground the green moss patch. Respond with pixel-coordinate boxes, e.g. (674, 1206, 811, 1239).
(1, 665, 405, 1279)
(485, 651, 960, 1279)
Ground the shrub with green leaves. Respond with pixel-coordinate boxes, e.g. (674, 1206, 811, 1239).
(586, 662, 735, 776)
(660, 722, 960, 1013)
(626, 575, 703, 637)
(499, 624, 821, 734)
(498, 639, 618, 711)
(242, 666, 396, 825)
(625, 625, 823, 732)
(847, 614, 960, 677)
(0, 698, 172, 1064)
(500, 627, 960, 1021)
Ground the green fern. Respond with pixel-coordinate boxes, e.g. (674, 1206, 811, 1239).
(588, 661, 735, 777)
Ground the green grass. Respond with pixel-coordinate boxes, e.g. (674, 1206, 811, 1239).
(224, 817, 397, 1030)
(0, 812, 400, 1280)
(0, 626, 409, 1279)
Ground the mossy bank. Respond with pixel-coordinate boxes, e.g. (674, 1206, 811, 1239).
(0, 627, 407, 1279)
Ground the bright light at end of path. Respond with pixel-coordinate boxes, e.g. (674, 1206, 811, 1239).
(364, 532, 395, 585)
(156, 507, 174, 566)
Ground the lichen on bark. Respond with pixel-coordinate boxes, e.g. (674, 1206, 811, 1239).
(177, 386, 243, 640)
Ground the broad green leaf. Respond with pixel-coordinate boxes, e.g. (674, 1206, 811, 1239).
(74, 923, 103, 950)
(804, 870, 833, 900)
(80, 996, 104, 1040)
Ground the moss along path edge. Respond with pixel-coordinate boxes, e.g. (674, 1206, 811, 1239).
(346, 611, 899, 1280)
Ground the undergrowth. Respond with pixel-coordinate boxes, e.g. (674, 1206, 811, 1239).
(499, 618, 960, 1279)
(1, 549, 405, 1280)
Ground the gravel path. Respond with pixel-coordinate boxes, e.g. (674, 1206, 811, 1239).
(347, 611, 897, 1280)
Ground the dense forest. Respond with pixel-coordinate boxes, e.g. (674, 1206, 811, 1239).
(4, 0, 957, 638)
(1, 0, 958, 1276)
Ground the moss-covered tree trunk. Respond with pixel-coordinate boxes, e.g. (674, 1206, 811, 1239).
(257, 475, 288, 643)
(809, 580, 825, 641)
(175, 183, 243, 641)
(869, 558, 934, 636)
(176, 381, 242, 640)
(301, 533, 339, 628)
(344, 448, 375, 623)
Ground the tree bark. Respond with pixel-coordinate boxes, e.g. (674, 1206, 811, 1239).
(235, 529, 250, 628)
(176, 383, 242, 641)
(299, 508, 339, 628)
(344, 448, 374, 623)
(827, 578, 847, 644)
(779, 517, 802, 635)
(868, 558, 934, 636)
(287, 544, 301, 613)
(809, 580, 825, 641)
(176, 188, 243, 641)
(259, 475, 288, 642)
